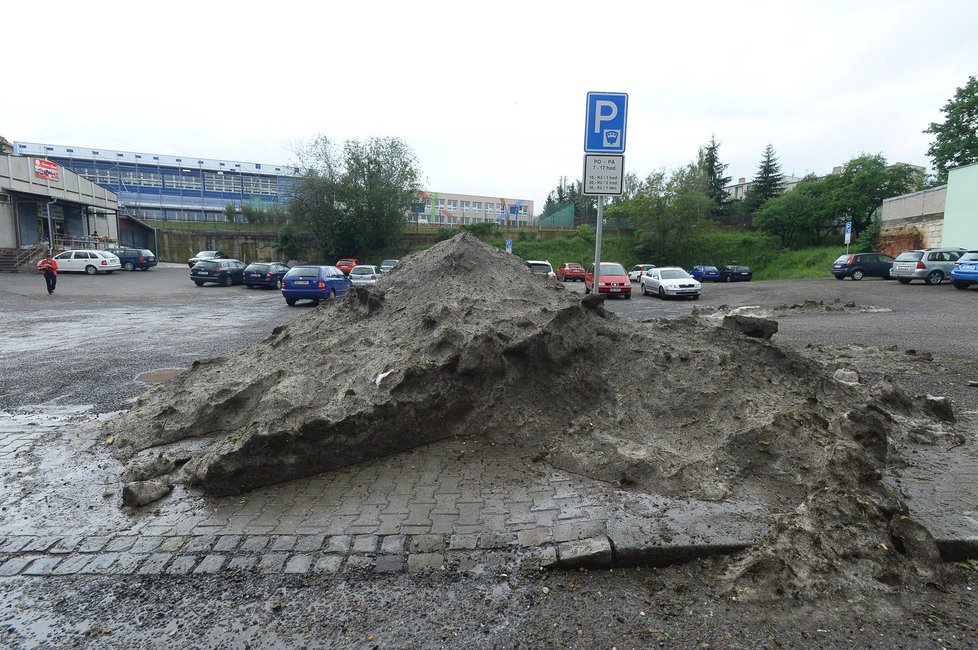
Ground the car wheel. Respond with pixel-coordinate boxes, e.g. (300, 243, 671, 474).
(851, 269, 864, 281)
(123, 261, 135, 271)
(641, 283, 648, 296)
(724, 275, 731, 283)
(925, 270, 943, 285)
(194, 280, 204, 287)
(658, 287, 665, 299)
(85, 265, 97, 275)
(584, 285, 591, 294)
(952, 282, 969, 290)
(691, 293, 700, 300)
(330, 289, 336, 300)
(275, 278, 282, 290)
(223, 275, 233, 287)
(286, 298, 297, 306)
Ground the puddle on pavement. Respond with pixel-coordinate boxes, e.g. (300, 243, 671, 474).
(135, 368, 185, 384)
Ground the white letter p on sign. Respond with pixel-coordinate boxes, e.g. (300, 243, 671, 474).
(594, 100, 618, 133)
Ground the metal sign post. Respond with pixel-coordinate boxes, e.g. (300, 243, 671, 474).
(844, 220, 852, 254)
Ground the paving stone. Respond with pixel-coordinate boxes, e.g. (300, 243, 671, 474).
(326, 535, 352, 554)
(77, 536, 111, 553)
(294, 535, 325, 553)
(410, 534, 445, 553)
(49, 537, 81, 554)
(270, 535, 297, 552)
(165, 556, 199, 575)
(51, 554, 93, 575)
(407, 553, 445, 573)
(429, 514, 460, 534)
(477, 532, 516, 550)
(129, 537, 164, 554)
(0, 556, 39, 576)
(553, 521, 606, 543)
(79, 553, 122, 574)
(314, 555, 344, 573)
(449, 534, 479, 550)
(137, 553, 173, 574)
(556, 536, 613, 568)
(22, 556, 63, 575)
(241, 536, 271, 553)
(351, 535, 378, 554)
(344, 555, 374, 571)
(374, 554, 406, 573)
(193, 554, 227, 574)
(523, 546, 559, 569)
(227, 556, 258, 571)
(103, 536, 137, 553)
(0, 537, 31, 553)
(257, 553, 289, 573)
(159, 536, 186, 553)
(181, 536, 217, 553)
(284, 555, 314, 574)
(22, 537, 60, 553)
(379, 535, 406, 555)
(213, 535, 242, 552)
(517, 527, 551, 548)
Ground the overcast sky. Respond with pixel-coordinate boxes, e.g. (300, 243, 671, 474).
(5, 1, 977, 211)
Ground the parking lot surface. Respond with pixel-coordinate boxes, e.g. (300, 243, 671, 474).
(1, 268, 976, 580)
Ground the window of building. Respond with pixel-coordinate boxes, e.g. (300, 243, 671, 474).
(164, 174, 203, 191)
(241, 175, 276, 196)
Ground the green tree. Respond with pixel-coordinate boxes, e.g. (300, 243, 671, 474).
(275, 224, 300, 260)
(698, 134, 731, 214)
(924, 75, 978, 183)
(742, 144, 785, 224)
(223, 204, 237, 222)
(289, 135, 422, 260)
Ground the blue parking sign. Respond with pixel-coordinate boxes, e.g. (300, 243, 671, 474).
(585, 92, 628, 153)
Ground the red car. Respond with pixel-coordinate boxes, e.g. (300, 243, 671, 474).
(335, 258, 358, 275)
(584, 262, 632, 299)
(556, 262, 586, 282)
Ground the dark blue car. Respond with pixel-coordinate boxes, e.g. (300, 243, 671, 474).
(244, 262, 290, 289)
(689, 265, 720, 282)
(281, 265, 352, 306)
(951, 251, 978, 290)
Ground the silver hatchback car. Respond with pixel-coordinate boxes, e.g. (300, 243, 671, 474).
(890, 248, 966, 285)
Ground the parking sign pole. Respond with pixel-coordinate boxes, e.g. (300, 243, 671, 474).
(593, 196, 604, 294)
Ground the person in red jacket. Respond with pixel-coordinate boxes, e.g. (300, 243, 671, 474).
(37, 253, 59, 294)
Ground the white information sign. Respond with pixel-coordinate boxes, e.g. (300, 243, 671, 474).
(582, 154, 624, 196)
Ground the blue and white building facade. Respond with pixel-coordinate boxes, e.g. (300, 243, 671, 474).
(13, 142, 298, 222)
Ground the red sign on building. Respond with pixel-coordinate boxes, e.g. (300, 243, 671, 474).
(34, 159, 61, 182)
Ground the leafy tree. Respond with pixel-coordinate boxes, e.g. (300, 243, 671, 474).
(542, 179, 596, 227)
(698, 134, 731, 215)
(742, 144, 785, 224)
(289, 135, 422, 260)
(223, 204, 237, 222)
(924, 75, 978, 183)
(275, 224, 300, 260)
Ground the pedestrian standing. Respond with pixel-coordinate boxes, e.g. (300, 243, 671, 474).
(37, 253, 58, 295)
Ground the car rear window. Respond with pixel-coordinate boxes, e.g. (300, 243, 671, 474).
(528, 263, 552, 273)
(895, 251, 923, 262)
(381, 259, 398, 266)
(351, 267, 375, 275)
(285, 267, 322, 278)
(247, 264, 270, 272)
(833, 255, 851, 264)
(195, 260, 220, 269)
(139, 250, 153, 256)
(959, 252, 978, 262)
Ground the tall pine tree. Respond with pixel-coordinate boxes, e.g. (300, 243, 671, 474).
(698, 134, 731, 220)
(743, 143, 785, 224)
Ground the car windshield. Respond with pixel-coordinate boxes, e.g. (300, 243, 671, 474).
(895, 251, 923, 262)
(351, 267, 375, 274)
(596, 263, 626, 275)
(285, 267, 321, 278)
(660, 269, 691, 280)
(833, 255, 851, 264)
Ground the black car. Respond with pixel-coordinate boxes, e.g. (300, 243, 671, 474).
(831, 252, 895, 280)
(188, 250, 228, 268)
(191, 259, 246, 286)
(244, 262, 290, 289)
(719, 265, 753, 282)
(105, 247, 158, 271)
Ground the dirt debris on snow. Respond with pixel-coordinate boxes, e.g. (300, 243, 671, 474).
(105, 233, 964, 597)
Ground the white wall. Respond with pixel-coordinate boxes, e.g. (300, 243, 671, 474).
(942, 163, 978, 250)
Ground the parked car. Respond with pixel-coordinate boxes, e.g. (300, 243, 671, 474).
(627, 264, 656, 283)
(379, 259, 400, 275)
(281, 265, 352, 305)
(526, 260, 557, 279)
(556, 262, 586, 282)
(188, 250, 227, 268)
(719, 265, 753, 282)
(191, 259, 246, 286)
(831, 252, 895, 280)
(950, 251, 978, 290)
(640, 267, 701, 299)
(244, 262, 290, 289)
(584, 262, 631, 299)
(689, 265, 720, 282)
(52, 249, 121, 274)
(349, 264, 382, 286)
(890, 247, 966, 285)
(105, 247, 157, 271)
(335, 258, 358, 275)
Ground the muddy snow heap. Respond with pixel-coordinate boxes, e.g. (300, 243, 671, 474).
(108, 233, 962, 593)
